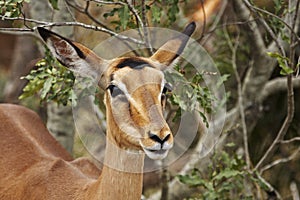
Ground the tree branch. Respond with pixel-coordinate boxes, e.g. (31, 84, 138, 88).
(231, 0, 278, 107)
(260, 147, 300, 174)
(223, 26, 251, 168)
(254, 0, 299, 171)
(86, 0, 126, 6)
(0, 15, 145, 45)
(259, 77, 300, 102)
(242, 0, 300, 44)
(124, 0, 153, 55)
(242, 0, 287, 58)
(280, 137, 300, 144)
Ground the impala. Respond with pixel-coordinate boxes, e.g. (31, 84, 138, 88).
(0, 22, 195, 200)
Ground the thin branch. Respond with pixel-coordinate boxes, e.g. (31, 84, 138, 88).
(254, 173, 282, 199)
(0, 15, 145, 45)
(200, 0, 228, 45)
(224, 26, 251, 169)
(125, 0, 144, 30)
(141, 0, 153, 54)
(254, 74, 294, 171)
(0, 15, 48, 24)
(232, 0, 267, 54)
(0, 28, 40, 40)
(260, 147, 300, 174)
(280, 137, 300, 144)
(254, 0, 298, 171)
(43, 21, 145, 44)
(86, 0, 126, 6)
(242, 0, 287, 58)
(124, 0, 152, 55)
(72, 0, 110, 29)
(259, 77, 300, 102)
(242, 0, 300, 44)
(64, 0, 77, 21)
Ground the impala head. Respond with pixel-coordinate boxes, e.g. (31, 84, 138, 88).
(38, 23, 195, 160)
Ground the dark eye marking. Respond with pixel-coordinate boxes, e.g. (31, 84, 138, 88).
(116, 58, 150, 69)
(161, 83, 173, 106)
(107, 85, 124, 98)
(163, 82, 173, 94)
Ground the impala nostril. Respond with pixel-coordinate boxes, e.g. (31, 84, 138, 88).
(162, 134, 170, 143)
(148, 132, 171, 145)
(148, 132, 162, 144)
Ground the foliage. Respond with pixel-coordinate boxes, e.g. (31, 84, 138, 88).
(102, 0, 188, 29)
(165, 67, 228, 127)
(48, 0, 58, 10)
(177, 146, 268, 200)
(267, 52, 294, 75)
(263, 0, 289, 43)
(17, 0, 218, 124)
(0, 0, 29, 18)
(19, 47, 76, 106)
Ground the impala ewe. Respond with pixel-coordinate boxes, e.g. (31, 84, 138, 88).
(0, 22, 195, 200)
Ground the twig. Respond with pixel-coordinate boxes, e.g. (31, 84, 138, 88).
(0, 15, 48, 24)
(259, 77, 300, 102)
(86, 0, 126, 6)
(242, 0, 300, 44)
(200, 0, 227, 45)
(260, 147, 300, 174)
(64, 0, 77, 21)
(254, 0, 298, 171)
(80, 0, 110, 29)
(124, 0, 152, 55)
(224, 25, 251, 169)
(280, 137, 300, 144)
(141, 0, 153, 54)
(0, 15, 145, 45)
(125, 0, 143, 29)
(254, 68, 294, 171)
(43, 21, 145, 44)
(254, 173, 282, 199)
(242, 0, 287, 58)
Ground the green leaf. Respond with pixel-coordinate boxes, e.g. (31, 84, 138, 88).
(41, 77, 53, 99)
(213, 168, 242, 181)
(267, 52, 293, 75)
(225, 142, 236, 147)
(167, 4, 179, 22)
(119, 5, 130, 30)
(151, 5, 161, 23)
(48, 0, 59, 10)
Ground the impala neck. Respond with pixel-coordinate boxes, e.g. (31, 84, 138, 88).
(91, 133, 145, 200)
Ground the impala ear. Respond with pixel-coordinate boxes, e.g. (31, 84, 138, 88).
(150, 22, 196, 70)
(37, 27, 108, 89)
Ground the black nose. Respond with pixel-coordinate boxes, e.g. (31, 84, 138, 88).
(148, 132, 170, 146)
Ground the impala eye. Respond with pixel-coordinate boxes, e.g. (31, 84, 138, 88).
(107, 85, 124, 98)
(162, 82, 173, 94)
(161, 83, 172, 107)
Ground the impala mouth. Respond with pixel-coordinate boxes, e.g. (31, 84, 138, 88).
(143, 148, 169, 160)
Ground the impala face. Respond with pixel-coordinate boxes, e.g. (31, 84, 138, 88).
(105, 60, 173, 160)
(38, 22, 195, 160)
